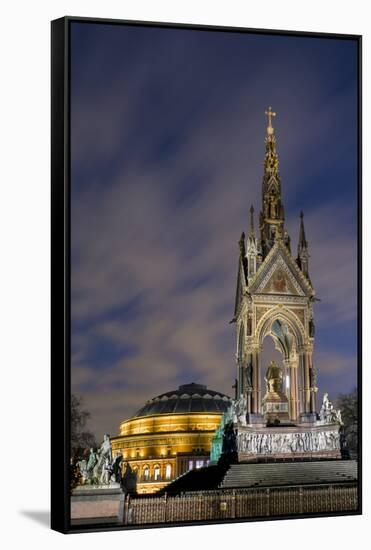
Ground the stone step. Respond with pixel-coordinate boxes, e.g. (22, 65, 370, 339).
(220, 460, 357, 489)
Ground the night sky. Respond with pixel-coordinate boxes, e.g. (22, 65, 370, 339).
(70, 22, 358, 440)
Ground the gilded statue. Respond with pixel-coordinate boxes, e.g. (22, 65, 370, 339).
(265, 360, 283, 394)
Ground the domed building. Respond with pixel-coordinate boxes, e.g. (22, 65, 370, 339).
(111, 383, 231, 494)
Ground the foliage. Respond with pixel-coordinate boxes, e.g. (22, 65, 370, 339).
(70, 459, 82, 492)
(71, 394, 97, 459)
(336, 388, 358, 458)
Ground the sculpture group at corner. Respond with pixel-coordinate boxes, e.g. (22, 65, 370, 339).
(75, 434, 136, 493)
(319, 392, 343, 425)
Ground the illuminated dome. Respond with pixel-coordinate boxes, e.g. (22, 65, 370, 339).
(134, 383, 231, 417)
(112, 382, 231, 494)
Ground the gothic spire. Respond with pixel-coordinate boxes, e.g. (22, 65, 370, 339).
(297, 211, 310, 279)
(298, 211, 307, 250)
(246, 205, 259, 278)
(263, 106, 280, 191)
(239, 231, 246, 257)
(260, 107, 286, 258)
(248, 205, 255, 238)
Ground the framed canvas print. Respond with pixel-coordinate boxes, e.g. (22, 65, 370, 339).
(51, 16, 362, 533)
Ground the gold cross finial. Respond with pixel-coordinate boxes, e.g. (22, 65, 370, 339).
(265, 106, 276, 129)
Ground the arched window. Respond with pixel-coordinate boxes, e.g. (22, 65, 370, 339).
(165, 464, 172, 480)
(154, 465, 160, 481)
(143, 465, 149, 481)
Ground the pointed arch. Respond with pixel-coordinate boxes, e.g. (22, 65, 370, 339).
(256, 306, 305, 351)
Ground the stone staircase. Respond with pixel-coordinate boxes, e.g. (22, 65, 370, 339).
(157, 464, 228, 494)
(219, 460, 358, 489)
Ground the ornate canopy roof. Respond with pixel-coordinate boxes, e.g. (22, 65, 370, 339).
(133, 383, 231, 418)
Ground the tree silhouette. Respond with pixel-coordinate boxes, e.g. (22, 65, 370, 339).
(71, 394, 97, 459)
(336, 388, 358, 458)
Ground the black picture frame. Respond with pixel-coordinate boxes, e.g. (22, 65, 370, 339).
(51, 16, 362, 534)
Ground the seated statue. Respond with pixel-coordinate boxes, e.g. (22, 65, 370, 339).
(265, 360, 283, 394)
(262, 360, 289, 423)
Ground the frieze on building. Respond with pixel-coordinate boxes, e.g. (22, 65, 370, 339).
(237, 429, 341, 455)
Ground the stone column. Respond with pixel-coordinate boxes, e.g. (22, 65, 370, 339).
(293, 364, 300, 419)
(307, 352, 317, 414)
(303, 348, 312, 413)
(282, 360, 288, 394)
(246, 390, 252, 414)
(237, 361, 244, 398)
(284, 357, 299, 421)
(309, 384, 317, 414)
(246, 353, 253, 414)
(298, 349, 310, 414)
(298, 345, 317, 422)
(256, 350, 262, 413)
(249, 346, 260, 414)
(298, 351, 305, 414)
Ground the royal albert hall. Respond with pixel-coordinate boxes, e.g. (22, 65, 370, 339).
(111, 382, 231, 493)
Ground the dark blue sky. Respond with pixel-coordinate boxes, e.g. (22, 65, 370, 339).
(70, 22, 358, 438)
